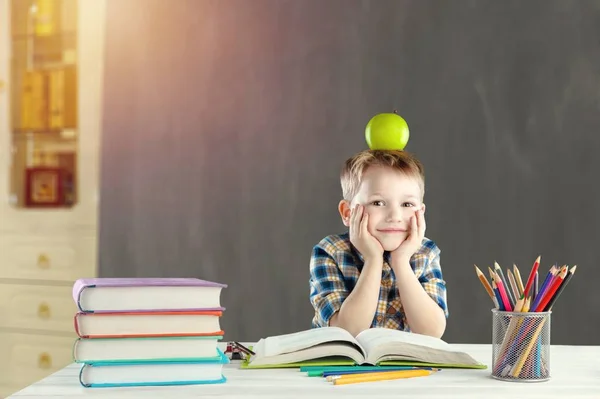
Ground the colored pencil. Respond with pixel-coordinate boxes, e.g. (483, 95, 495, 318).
(495, 262, 515, 309)
(491, 280, 504, 310)
(332, 369, 435, 385)
(507, 269, 519, 303)
(474, 265, 499, 308)
(324, 367, 434, 380)
(533, 271, 539, 302)
(509, 318, 546, 377)
(534, 266, 568, 312)
(521, 256, 540, 299)
(494, 272, 513, 311)
(513, 264, 525, 297)
(530, 265, 557, 311)
(544, 266, 577, 311)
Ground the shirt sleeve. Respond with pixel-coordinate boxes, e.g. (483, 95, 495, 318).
(309, 243, 349, 327)
(418, 245, 449, 318)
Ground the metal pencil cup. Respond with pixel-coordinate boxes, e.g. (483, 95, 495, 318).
(491, 309, 551, 382)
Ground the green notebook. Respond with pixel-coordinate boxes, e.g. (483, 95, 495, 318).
(240, 327, 486, 370)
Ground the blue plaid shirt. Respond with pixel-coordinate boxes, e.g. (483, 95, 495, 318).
(309, 232, 448, 331)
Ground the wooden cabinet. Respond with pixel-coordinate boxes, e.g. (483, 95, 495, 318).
(0, 0, 105, 396)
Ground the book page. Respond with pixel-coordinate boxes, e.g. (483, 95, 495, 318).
(355, 328, 481, 366)
(356, 328, 454, 354)
(261, 327, 361, 357)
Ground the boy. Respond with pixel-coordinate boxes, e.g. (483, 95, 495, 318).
(309, 149, 448, 338)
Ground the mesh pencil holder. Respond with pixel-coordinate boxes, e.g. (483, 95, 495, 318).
(491, 309, 551, 382)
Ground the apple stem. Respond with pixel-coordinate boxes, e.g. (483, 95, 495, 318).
(393, 109, 398, 114)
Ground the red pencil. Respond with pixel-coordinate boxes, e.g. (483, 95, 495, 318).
(534, 266, 568, 312)
(521, 255, 540, 300)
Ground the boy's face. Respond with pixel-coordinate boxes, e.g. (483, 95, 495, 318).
(340, 165, 425, 252)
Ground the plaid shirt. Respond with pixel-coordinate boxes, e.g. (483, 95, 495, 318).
(309, 232, 448, 331)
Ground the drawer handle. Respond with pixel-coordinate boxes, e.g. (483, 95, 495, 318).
(38, 302, 51, 319)
(38, 352, 52, 369)
(37, 253, 50, 269)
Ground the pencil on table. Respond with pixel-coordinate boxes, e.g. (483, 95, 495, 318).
(324, 367, 428, 380)
(495, 262, 515, 309)
(474, 265, 499, 308)
(332, 369, 435, 385)
(544, 266, 577, 311)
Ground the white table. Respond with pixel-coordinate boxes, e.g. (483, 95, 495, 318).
(7, 344, 600, 398)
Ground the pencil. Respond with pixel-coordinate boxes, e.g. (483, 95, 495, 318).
(534, 266, 568, 312)
(491, 280, 504, 311)
(521, 296, 531, 312)
(513, 264, 524, 297)
(530, 265, 557, 311)
(510, 317, 546, 377)
(507, 269, 519, 304)
(489, 267, 504, 310)
(324, 367, 428, 379)
(533, 271, 539, 302)
(475, 265, 498, 308)
(495, 262, 515, 309)
(494, 272, 513, 311)
(493, 295, 526, 373)
(332, 369, 434, 385)
(544, 266, 577, 311)
(521, 255, 541, 299)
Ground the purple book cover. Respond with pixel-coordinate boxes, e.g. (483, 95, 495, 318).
(73, 278, 227, 313)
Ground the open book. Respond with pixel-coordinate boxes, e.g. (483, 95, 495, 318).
(243, 327, 486, 369)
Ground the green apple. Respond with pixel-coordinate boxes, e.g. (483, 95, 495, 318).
(365, 111, 410, 150)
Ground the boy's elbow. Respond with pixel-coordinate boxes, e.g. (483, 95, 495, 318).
(412, 310, 447, 338)
(329, 312, 368, 337)
(429, 312, 447, 338)
(430, 321, 446, 339)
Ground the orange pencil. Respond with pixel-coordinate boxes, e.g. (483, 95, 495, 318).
(475, 265, 498, 308)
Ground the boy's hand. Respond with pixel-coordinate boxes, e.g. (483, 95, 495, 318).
(349, 204, 384, 261)
(392, 209, 426, 263)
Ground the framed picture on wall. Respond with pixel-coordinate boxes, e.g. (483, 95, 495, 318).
(25, 167, 64, 207)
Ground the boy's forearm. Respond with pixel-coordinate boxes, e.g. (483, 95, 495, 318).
(330, 259, 382, 336)
(392, 258, 446, 338)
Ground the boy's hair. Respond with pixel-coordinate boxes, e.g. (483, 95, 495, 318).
(340, 150, 425, 201)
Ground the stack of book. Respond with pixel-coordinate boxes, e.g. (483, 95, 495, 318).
(71, 277, 229, 388)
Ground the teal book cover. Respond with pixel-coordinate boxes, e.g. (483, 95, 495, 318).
(79, 348, 229, 388)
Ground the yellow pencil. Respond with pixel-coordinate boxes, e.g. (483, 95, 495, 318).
(493, 294, 526, 372)
(509, 318, 546, 377)
(521, 297, 531, 312)
(333, 369, 434, 385)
